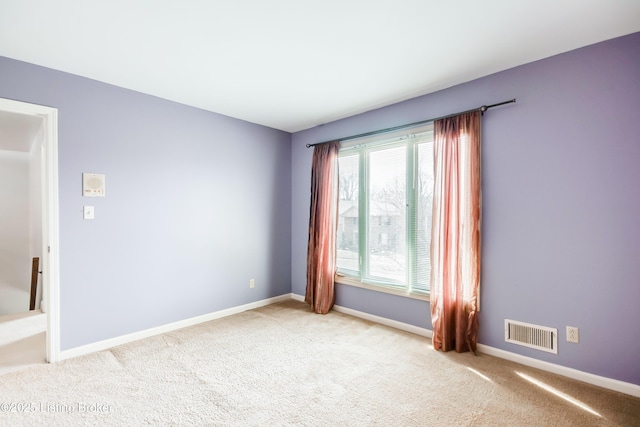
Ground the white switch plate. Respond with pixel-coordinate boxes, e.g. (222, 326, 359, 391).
(83, 206, 95, 220)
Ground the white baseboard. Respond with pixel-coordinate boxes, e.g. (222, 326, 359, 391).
(476, 344, 640, 398)
(291, 293, 304, 303)
(333, 305, 432, 338)
(60, 292, 640, 398)
(292, 294, 640, 398)
(59, 294, 292, 361)
(291, 293, 431, 337)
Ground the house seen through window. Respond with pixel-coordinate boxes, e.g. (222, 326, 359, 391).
(336, 124, 434, 297)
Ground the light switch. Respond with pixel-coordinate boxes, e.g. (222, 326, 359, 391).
(83, 206, 95, 220)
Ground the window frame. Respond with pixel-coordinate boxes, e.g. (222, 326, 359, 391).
(335, 123, 433, 302)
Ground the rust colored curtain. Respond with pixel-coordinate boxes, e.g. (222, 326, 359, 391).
(306, 141, 340, 314)
(430, 111, 482, 353)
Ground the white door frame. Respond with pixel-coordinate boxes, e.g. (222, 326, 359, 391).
(0, 98, 60, 362)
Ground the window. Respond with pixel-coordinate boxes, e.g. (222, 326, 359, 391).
(336, 124, 434, 297)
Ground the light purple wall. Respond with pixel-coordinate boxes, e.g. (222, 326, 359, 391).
(292, 32, 640, 385)
(0, 57, 292, 350)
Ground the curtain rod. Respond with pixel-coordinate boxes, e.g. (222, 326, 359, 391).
(305, 98, 516, 148)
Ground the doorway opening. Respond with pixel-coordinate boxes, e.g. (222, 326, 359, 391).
(0, 98, 59, 369)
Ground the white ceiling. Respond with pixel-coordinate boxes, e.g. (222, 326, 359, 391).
(0, 0, 639, 133)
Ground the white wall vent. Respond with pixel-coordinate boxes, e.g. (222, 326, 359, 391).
(505, 319, 557, 354)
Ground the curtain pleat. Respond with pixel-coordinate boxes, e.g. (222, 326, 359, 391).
(306, 141, 340, 314)
(430, 111, 481, 353)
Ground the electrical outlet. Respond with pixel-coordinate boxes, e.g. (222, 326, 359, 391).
(250, 279, 255, 289)
(566, 326, 579, 343)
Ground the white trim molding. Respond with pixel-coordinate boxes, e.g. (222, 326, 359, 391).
(60, 292, 640, 399)
(59, 294, 292, 361)
(333, 304, 432, 338)
(291, 293, 431, 338)
(476, 344, 640, 399)
(291, 294, 640, 399)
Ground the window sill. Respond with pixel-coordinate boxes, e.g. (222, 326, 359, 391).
(335, 274, 430, 302)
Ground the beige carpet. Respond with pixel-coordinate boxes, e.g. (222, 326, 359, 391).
(1, 300, 638, 426)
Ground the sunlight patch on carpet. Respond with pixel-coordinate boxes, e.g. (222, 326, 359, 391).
(467, 367, 492, 382)
(515, 371, 602, 418)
